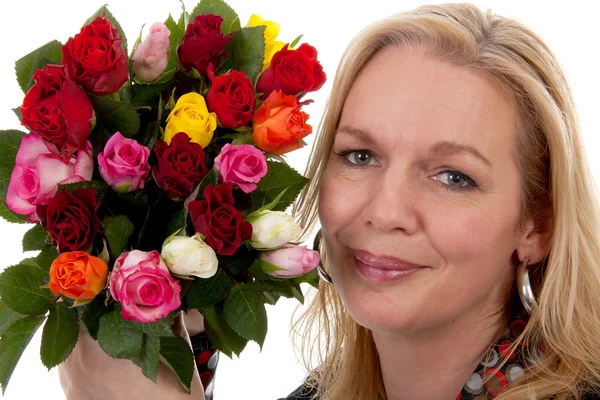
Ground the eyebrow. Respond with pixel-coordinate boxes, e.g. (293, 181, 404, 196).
(429, 141, 491, 167)
(336, 125, 491, 167)
(335, 125, 376, 144)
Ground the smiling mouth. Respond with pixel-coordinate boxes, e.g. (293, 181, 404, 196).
(352, 249, 426, 283)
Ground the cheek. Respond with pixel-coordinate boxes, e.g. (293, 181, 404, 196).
(318, 166, 364, 234)
(425, 199, 521, 268)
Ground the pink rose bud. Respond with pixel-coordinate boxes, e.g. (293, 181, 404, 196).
(213, 144, 268, 193)
(6, 133, 93, 221)
(260, 244, 320, 278)
(109, 250, 181, 323)
(131, 22, 171, 82)
(98, 132, 150, 192)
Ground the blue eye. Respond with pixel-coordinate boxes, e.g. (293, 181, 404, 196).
(334, 149, 375, 167)
(434, 170, 478, 191)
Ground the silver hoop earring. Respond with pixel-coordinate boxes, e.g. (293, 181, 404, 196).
(517, 258, 537, 314)
(313, 230, 333, 286)
(317, 263, 334, 286)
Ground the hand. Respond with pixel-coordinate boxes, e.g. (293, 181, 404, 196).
(58, 327, 206, 400)
(183, 309, 205, 336)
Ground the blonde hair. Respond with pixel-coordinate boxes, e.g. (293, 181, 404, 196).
(292, 3, 600, 399)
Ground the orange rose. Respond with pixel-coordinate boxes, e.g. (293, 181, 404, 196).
(252, 90, 312, 154)
(49, 251, 108, 300)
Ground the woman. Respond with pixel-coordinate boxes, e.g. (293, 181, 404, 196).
(58, 3, 600, 399)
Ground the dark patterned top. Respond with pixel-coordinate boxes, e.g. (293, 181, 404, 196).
(190, 332, 219, 400)
(193, 316, 600, 400)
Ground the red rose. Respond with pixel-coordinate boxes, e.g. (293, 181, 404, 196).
(178, 14, 232, 76)
(153, 132, 209, 199)
(62, 14, 128, 96)
(188, 183, 252, 256)
(256, 43, 326, 98)
(20, 65, 94, 154)
(207, 66, 255, 129)
(36, 188, 102, 253)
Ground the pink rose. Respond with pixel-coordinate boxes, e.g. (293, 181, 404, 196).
(213, 144, 267, 193)
(6, 133, 93, 221)
(131, 22, 171, 82)
(109, 250, 181, 323)
(98, 132, 150, 192)
(260, 244, 320, 277)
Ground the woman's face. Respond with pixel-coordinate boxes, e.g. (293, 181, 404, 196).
(318, 46, 532, 334)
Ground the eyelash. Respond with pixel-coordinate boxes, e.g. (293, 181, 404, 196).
(332, 148, 480, 192)
(333, 148, 375, 169)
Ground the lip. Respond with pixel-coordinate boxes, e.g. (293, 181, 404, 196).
(352, 249, 425, 283)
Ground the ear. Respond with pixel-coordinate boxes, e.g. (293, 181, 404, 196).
(516, 211, 553, 265)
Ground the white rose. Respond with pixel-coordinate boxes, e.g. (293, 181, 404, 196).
(161, 233, 218, 278)
(249, 210, 301, 249)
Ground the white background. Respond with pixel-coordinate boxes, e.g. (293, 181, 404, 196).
(0, 0, 598, 399)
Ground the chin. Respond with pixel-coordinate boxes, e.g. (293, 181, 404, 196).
(332, 263, 434, 334)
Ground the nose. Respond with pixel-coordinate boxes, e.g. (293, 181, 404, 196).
(360, 168, 420, 235)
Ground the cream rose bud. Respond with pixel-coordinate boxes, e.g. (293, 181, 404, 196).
(249, 210, 301, 249)
(161, 234, 218, 278)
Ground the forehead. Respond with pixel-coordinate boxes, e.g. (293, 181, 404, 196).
(339, 46, 518, 152)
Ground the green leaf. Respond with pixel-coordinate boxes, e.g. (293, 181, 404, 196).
(14, 40, 62, 94)
(247, 259, 276, 280)
(84, 5, 128, 54)
(128, 313, 174, 337)
(58, 180, 109, 198)
(105, 215, 135, 259)
(203, 305, 247, 357)
(250, 161, 308, 213)
(139, 121, 161, 152)
(186, 270, 233, 308)
(0, 166, 13, 202)
(290, 34, 304, 49)
(79, 296, 110, 340)
(34, 246, 58, 273)
(223, 246, 257, 276)
(97, 311, 143, 360)
(58, 181, 109, 197)
(261, 291, 279, 306)
(90, 96, 141, 138)
(190, 0, 241, 35)
(223, 284, 268, 347)
(166, 209, 186, 238)
(12, 108, 22, 122)
(22, 224, 48, 252)
(293, 268, 320, 289)
(131, 82, 172, 105)
(0, 315, 45, 394)
(0, 130, 25, 170)
(256, 279, 296, 300)
(194, 170, 219, 201)
(0, 302, 26, 337)
(231, 132, 254, 146)
(0, 202, 28, 224)
(291, 283, 305, 304)
(155, 14, 186, 85)
(218, 26, 265, 84)
(159, 335, 194, 392)
(0, 263, 53, 315)
(25, 55, 56, 93)
(132, 334, 161, 382)
(40, 303, 79, 369)
(256, 259, 287, 274)
(115, 190, 149, 209)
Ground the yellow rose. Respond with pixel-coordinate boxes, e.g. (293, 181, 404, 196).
(164, 92, 217, 148)
(246, 14, 284, 71)
(264, 40, 285, 71)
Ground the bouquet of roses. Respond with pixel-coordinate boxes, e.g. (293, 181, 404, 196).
(0, 0, 325, 393)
